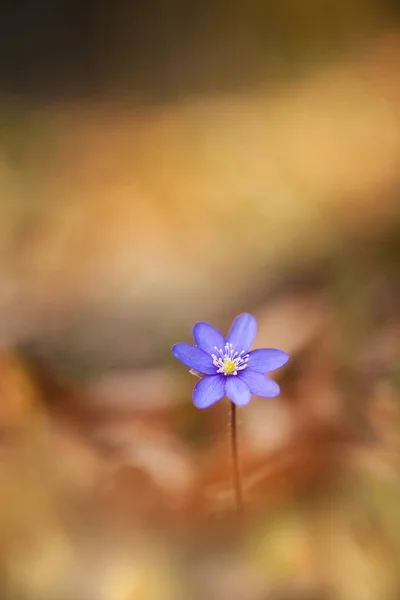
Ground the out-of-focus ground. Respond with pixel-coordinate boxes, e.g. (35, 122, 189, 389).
(0, 2, 400, 599)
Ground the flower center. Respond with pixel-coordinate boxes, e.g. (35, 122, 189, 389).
(211, 343, 249, 376)
(222, 359, 236, 374)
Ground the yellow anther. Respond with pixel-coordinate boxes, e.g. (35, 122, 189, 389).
(222, 359, 236, 374)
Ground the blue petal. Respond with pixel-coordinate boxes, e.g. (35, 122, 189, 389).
(192, 375, 226, 408)
(171, 343, 216, 375)
(238, 370, 280, 397)
(247, 348, 289, 373)
(226, 313, 257, 351)
(225, 376, 251, 406)
(192, 321, 225, 354)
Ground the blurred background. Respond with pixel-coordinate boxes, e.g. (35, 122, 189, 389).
(0, 1, 400, 599)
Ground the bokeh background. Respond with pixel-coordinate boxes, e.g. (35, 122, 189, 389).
(0, 1, 400, 599)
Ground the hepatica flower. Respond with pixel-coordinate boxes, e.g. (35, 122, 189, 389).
(172, 313, 289, 409)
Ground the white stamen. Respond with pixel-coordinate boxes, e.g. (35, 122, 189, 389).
(211, 343, 250, 376)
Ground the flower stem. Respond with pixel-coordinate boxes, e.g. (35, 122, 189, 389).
(230, 401, 244, 517)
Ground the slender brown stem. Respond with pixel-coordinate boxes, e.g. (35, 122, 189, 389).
(230, 401, 244, 516)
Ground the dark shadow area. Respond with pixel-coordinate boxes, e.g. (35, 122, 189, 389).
(0, 0, 399, 101)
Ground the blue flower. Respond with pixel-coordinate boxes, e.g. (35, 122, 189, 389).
(171, 313, 289, 409)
